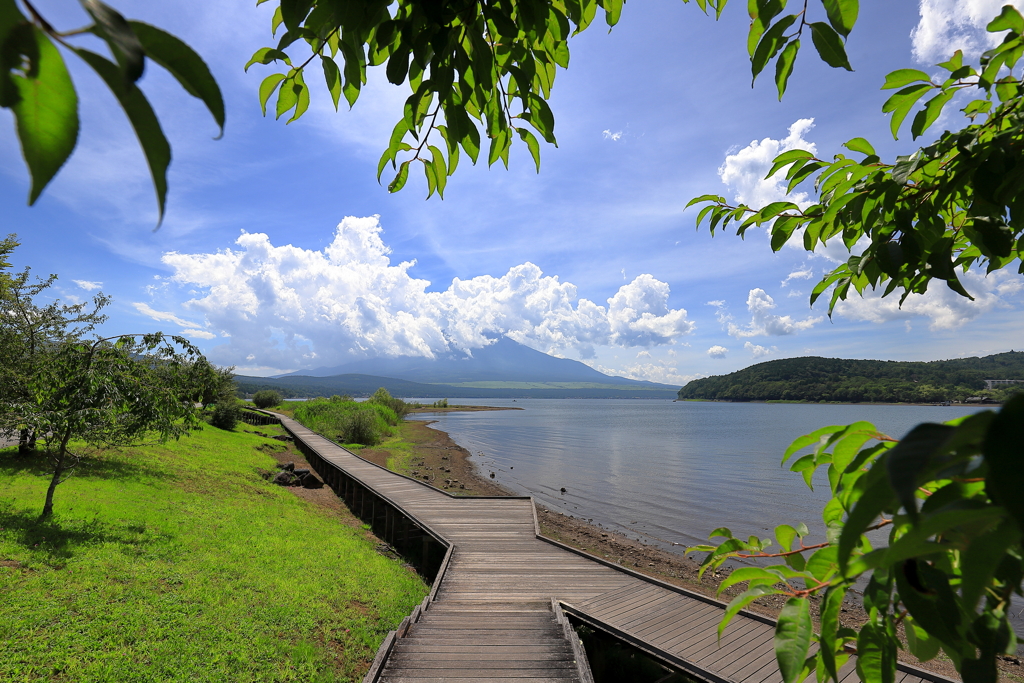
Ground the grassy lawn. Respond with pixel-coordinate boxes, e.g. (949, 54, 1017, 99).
(0, 422, 428, 682)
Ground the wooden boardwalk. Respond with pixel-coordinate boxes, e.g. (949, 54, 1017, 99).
(277, 416, 955, 683)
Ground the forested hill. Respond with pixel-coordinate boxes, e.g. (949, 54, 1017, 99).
(677, 352, 1024, 403)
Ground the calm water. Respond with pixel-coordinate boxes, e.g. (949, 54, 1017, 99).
(408, 400, 987, 550)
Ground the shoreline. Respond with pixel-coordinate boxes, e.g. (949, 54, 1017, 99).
(361, 412, 973, 680)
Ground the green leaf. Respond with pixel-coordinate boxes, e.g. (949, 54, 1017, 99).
(321, 55, 341, 110)
(8, 25, 79, 205)
(821, 0, 858, 37)
(881, 83, 932, 140)
(81, 0, 144, 84)
(809, 22, 852, 70)
(783, 425, 844, 465)
(720, 584, 781, 637)
(72, 47, 170, 225)
(258, 73, 286, 116)
(718, 566, 784, 594)
(843, 137, 875, 156)
(128, 22, 224, 137)
(881, 69, 932, 90)
(775, 524, 797, 552)
(775, 597, 812, 683)
(245, 47, 291, 72)
(388, 159, 411, 193)
(885, 422, 954, 520)
(774, 39, 799, 100)
(818, 585, 846, 682)
(517, 128, 541, 172)
(905, 617, 942, 662)
(856, 622, 896, 683)
(987, 5, 1024, 34)
(984, 396, 1024, 531)
(752, 14, 798, 83)
(960, 520, 1021, 612)
(286, 71, 308, 123)
(767, 150, 814, 179)
(910, 90, 954, 140)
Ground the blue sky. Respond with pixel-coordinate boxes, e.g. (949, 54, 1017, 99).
(3, 0, 1022, 384)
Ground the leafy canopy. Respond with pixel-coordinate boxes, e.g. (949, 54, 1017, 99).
(246, 0, 859, 197)
(0, 0, 223, 224)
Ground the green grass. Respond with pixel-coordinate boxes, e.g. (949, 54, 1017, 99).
(0, 423, 428, 682)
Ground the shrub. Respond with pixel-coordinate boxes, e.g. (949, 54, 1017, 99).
(252, 390, 281, 409)
(432, 398, 448, 408)
(367, 387, 409, 419)
(209, 398, 241, 430)
(291, 398, 398, 446)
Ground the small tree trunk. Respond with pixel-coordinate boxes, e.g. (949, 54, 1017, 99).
(40, 448, 66, 520)
(18, 428, 35, 455)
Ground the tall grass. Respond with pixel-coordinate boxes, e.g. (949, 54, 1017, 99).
(0, 423, 427, 682)
(293, 392, 407, 447)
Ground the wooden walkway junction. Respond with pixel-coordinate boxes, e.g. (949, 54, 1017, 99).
(273, 414, 955, 683)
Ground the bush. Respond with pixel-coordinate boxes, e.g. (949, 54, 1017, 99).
(432, 398, 448, 408)
(209, 398, 241, 430)
(367, 387, 409, 419)
(291, 397, 398, 446)
(252, 390, 281, 409)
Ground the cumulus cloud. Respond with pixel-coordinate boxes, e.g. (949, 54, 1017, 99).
(73, 280, 103, 291)
(132, 302, 203, 329)
(162, 217, 695, 369)
(591, 360, 700, 386)
(744, 341, 778, 358)
(911, 0, 1024, 63)
(727, 289, 823, 338)
(603, 129, 622, 141)
(707, 345, 728, 358)
(834, 269, 1023, 330)
(718, 119, 817, 208)
(182, 328, 217, 340)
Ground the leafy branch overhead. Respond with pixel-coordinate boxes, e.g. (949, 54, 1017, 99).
(246, 0, 859, 198)
(689, 397, 1024, 683)
(0, 0, 223, 224)
(690, 6, 1024, 312)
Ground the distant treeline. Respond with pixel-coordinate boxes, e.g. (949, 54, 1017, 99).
(677, 352, 1024, 403)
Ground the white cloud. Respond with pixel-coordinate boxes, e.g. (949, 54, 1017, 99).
(707, 345, 729, 359)
(911, 0, 1024, 63)
(182, 328, 217, 340)
(591, 360, 700, 386)
(834, 269, 1022, 331)
(781, 268, 814, 287)
(162, 217, 696, 369)
(744, 341, 778, 358)
(727, 288, 823, 338)
(718, 119, 817, 208)
(603, 129, 623, 141)
(73, 279, 103, 291)
(131, 302, 203, 329)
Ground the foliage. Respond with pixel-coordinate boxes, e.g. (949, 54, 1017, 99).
(20, 333, 216, 517)
(247, 0, 859, 197)
(208, 372, 242, 430)
(432, 398, 449, 408)
(292, 396, 399, 446)
(252, 389, 282, 409)
(691, 7, 1024, 312)
(0, 422, 427, 680)
(368, 386, 409, 418)
(1, 0, 223, 223)
(676, 352, 1024, 403)
(690, 397, 1024, 683)
(0, 239, 110, 454)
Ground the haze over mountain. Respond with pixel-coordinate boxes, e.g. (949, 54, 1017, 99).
(277, 337, 672, 387)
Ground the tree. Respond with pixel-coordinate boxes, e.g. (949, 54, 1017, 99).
(19, 332, 216, 518)
(1, 0, 223, 223)
(208, 372, 242, 430)
(252, 389, 282, 409)
(0, 236, 110, 454)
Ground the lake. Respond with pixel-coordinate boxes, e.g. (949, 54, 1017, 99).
(408, 400, 987, 550)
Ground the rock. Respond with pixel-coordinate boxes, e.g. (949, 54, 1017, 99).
(459, 484, 465, 489)
(282, 462, 295, 472)
(560, 487, 566, 493)
(272, 471, 296, 486)
(255, 468, 273, 480)
(272, 435, 293, 442)
(489, 472, 495, 478)
(293, 468, 310, 476)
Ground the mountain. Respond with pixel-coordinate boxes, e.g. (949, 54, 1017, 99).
(234, 373, 680, 399)
(677, 352, 1024, 403)
(277, 337, 667, 387)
